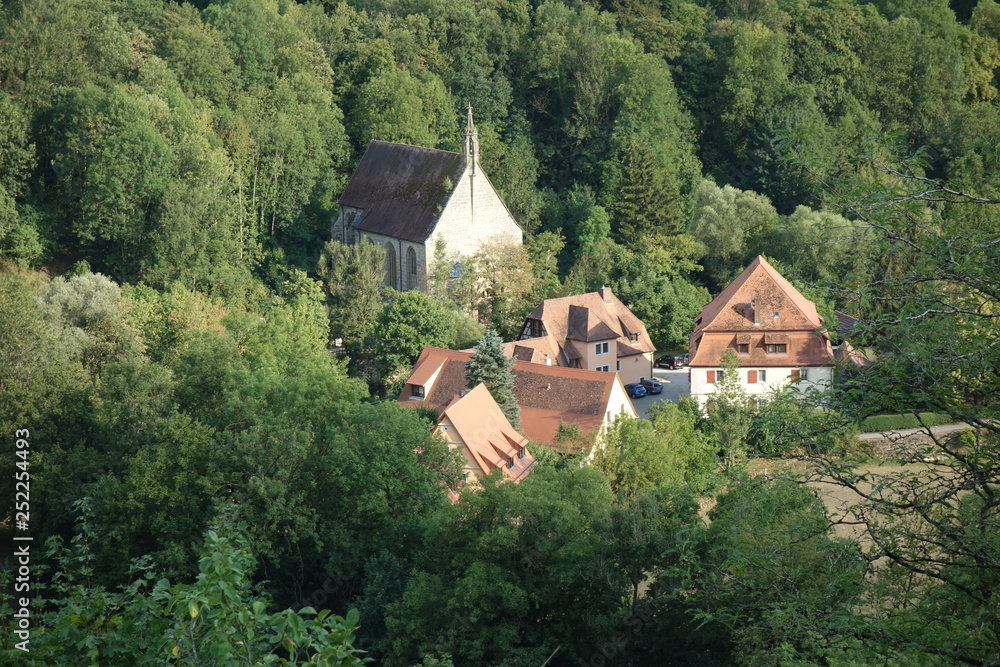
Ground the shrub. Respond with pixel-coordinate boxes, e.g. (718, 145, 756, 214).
(860, 412, 953, 432)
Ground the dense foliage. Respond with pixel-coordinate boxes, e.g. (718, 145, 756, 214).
(2, 0, 1000, 664)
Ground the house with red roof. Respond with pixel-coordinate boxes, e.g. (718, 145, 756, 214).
(331, 108, 522, 292)
(511, 287, 656, 385)
(434, 383, 537, 491)
(399, 346, 637, 447)
(688, 256, 835, 406)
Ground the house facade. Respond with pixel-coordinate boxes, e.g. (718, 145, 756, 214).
(399, 346, 637, 446)
(688, 256, 835, 406)
(331, 108, 522, 291)
(434, 383, 537, 490)
(513, 287, 656, 385)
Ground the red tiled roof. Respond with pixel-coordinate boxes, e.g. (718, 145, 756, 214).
(520, 288, 655, 363)
(689, 256, 834, 368)
(437, 383, 536, 483)
(502, 337, 561, 365)
(339, 141, 464, 243)
(399, 347, 625, 443)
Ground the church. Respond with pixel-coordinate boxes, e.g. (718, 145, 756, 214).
(330, 109, 523, 291)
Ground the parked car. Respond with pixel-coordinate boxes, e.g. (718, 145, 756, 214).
(655, 355, 675, 368)
(640, 378, 663, 394)
(655, 355, 684, 369)
(624, 383, 647, 399)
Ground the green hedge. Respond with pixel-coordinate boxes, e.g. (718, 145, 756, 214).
(860, 412, 953, 432)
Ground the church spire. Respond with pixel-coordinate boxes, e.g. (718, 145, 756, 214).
(463, 104, 478, 168)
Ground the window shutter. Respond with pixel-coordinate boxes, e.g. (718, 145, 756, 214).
(748, 370, 757, 384)
(707, 370, 716, 384)
(791, 369, 800, 382)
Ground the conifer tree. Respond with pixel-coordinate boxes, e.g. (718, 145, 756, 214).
(465, 330, 520, 428)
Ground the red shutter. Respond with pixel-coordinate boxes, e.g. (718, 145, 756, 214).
(748, 370, 757, 384)
(791, 369, 800, 382)
(707, 370, 716, 384)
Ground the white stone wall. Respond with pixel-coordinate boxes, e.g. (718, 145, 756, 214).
(607, 377, 639, 422)
(427, 163, 523, 259)
(690, 365, 834, 407)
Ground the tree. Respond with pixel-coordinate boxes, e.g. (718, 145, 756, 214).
(706, 349, 753, 469)
(465, 329, 519, 428)
(373, 291, 455, 394)
(688, 179, 780, 291)
(317, 239, 385, 355)
(382, 466, 622, 666)
(27, 503, 371, 664)
(690, 477, 864, 665)
(469, 236, 536, 337)
(798, 157, 1000, 664)
(34, 272, 143, 370)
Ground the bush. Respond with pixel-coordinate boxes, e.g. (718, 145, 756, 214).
(860, 412, 953, 432)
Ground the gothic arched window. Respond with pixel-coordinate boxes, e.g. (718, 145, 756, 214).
(406, 247, 419, 290)
(384, 242, 397, 289)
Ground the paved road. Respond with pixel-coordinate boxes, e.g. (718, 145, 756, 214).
(632, 367, 690, 419)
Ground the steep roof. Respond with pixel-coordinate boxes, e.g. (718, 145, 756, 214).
(522, 287, 655, 359)
(693, 256, 823, 335)
(688, 256, 834, 367)
(398, 346, 629, 444)
(503, 336, 562, 365)
(437, 383, 536, 483)
(338, 141, 464, 243)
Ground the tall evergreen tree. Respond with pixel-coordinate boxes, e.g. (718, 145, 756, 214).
(465, 329, 520, 428)
(612, 138, 684, 246)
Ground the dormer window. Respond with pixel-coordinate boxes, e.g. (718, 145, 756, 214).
(527, 319, 544, 338)
(508, 457, 515, 470)
(737, 343, 749, 355)
(766, 343, 787, 354)
(412, 385, 425, 399)
(629, 332, 639, 342)
(518, 446, 526, 460)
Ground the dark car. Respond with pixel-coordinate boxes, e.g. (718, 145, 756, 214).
(655, 355, 684, 369)
(640, 378, 663, 394)
(624, 383, 647, 399)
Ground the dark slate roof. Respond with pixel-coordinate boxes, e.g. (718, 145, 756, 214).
(835, 311, 859, 338)
(339, 141, 464, 243)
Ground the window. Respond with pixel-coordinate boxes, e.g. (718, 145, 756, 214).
(717, 369, 725, 380)
(737, 343, 749, 355)
(616, 360, 621, 372)
(759, 370, 766, 382)
(707, 370, 716, 384)
(406, 247, 419, 290)
(800, 368, 809, 381)
(450, 262, 463, 278)
(384, 243, 397, 288)
(412, 385, 425, 399)
(508, 457, 515, 470)
(595, 342, 609, 355)
(766, 343, 787, 354)
(773, 310, 780, 319)
(748, 370, 758, 384)
(527, 319, 543, 338)
(629, 332, 639, 342)
(596, 365, 610, 372)
(518, 446, 526, 460)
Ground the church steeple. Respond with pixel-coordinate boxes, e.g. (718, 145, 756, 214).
(463, 105, 478, 169)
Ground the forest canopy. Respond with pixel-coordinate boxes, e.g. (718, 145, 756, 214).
(2, 0, 1000, 665)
